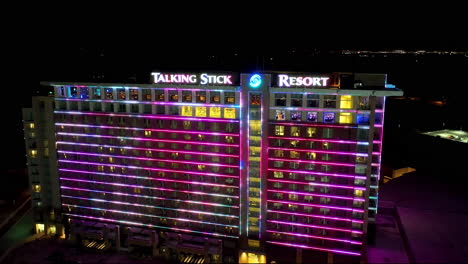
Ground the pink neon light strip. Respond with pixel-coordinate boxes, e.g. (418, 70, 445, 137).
(268, 136, 366, 144)
(267, 168, 366, 180)
(57, 132, 240, 147)
(60, 169, 238, 189)
(58, 160, 239, 179)
(57, 141, 239, 158)
(267, 189, 365, 201)
(55, 110, 240, 123)
(267, 210, 364, 224)
(266, 230, 362, 245)
(268, 147, 368, 157)
(62, 195, 238, 218)
(63, 213, 239, 239)
(59, 177, 239, 198)
(268, 158, 355, 167)
(266, 241, 360, 256)
(58, 150, 239, 168)
(267, 220, 363, 234)
(64, 203, 238, 228)
(61, 186, 238, 208)
(56, 123, 240, 137)
(268, 179, 366, 191)
(267, 200, 364, 213)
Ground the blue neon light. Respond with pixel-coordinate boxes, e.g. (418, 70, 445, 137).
(249, 74, 262, 88)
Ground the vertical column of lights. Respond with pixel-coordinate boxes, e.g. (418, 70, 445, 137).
(247, 91, 262, 240)
(265, 92, 362, 257)
(55, 86, 241, 239)
(368, 97, 386, 217)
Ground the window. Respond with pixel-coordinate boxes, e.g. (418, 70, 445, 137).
(358, 96, 370, 110)
(290, 151, 300, 159)
(274, 126, 285, 136)
(197, 122, 205, 131)
(224, 108, 236, 119)
(356, 156, 368, 164)
(340, 95, 353, 109)
(196, 91, 206, 103)
(142, 89, 151, 101)
(322, 142, 331, 150)
(289, 162, 299, 169)
(339, 112, 352, 124)
(80, 87, 89, 99)
(69, 87, 78, 98)
(169, 91, 178, 102)
(129, 89, 138, 100)
(273, 161, 284, 168)
(250, 93, 261, 105)
(181, 106, 192, 116)
(105, 88, 113, 99)
(155, 90, 165, 101)
(291, 94, 303, 107)
(323, 112, 335, 123)
(306, 127, 316, 137)
(206, 107, 221, 119)
(323, 95, 336, 108)
(182, 90, 192, 102)
(183, 121, 191, 130)
(306, 152, 316, 160)
(274, 150, 284, 157)
(322, 128, 333, 138)
(355, 165, 367, 175)
(275, 94, 287, 106)
(144, 130, 152, 137)
(117, 89, 126, 100)
(93, 88, 101, 99)
(290, 140, 299, 148)
(195, 107, 207, 117)
(321, 165, 331, 172)
(307, 94, 319, 107)
(33, 184, 41, 192)
(305, 175, 316, 181)
(289, 194, 299, 201)
(321, 153, 331, 161)
(320, 176, 330, 183)
(275, 110, 285, 120)
(354, 189, 363, 197)
(30, 150, 37, 158)
(169, 106, 179, 115)
(274, 171, 284, 178)
(290, 111, 301, 121)
(305, 163, 315, 171)
(357, 114, 370, 125)
(210, 91, 220, 103)
(225, 136, 234, 143)
(224, 92, 235, 104)
(290, 127, 300, 137)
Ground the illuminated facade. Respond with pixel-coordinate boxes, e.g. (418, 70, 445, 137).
(35, 72, 402, 263)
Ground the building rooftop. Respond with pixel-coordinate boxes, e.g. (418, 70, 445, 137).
(422, 129, 468, 143)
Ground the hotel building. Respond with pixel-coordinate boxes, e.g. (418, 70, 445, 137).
(29, 72, 402, 263)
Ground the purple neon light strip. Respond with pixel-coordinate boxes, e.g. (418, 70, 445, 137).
(63, 203, 238, 228)
(56, 123, 240, 137)
(62, 195, 238, 218)
(268, 136, 367, 144)
(269, 157, 355, 167)
(61, 186, 238, 208)
(59, 177, 239, 199)
(267, 168, 366, 180)
(58, 160, 238, 179)
(268, 179, 366, 191)
(60, 169, 238, 189)
(268, 147, 368, 157)
(58, 150, 239, 168)
(57, 141, 239, 158)
(57, 132, 240, 147)
(63, 213, 238, 239)
(267, 210, 364, 224)
(266, 241, 360, 256)
(267, 189, 365, 202)
(55, 98, 241, 108)
(266, 230, 362, 245)
(55, 110, 240, 123)
(267, 199, 364, 213)
(269, 122, 359, 129)
(267, 220, 363, 234)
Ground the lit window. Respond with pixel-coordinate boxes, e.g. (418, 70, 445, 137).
(356, 156, 368, 164)
(322, 142, 331, 150)
(224, 108, 236, 119)
(275, 110, 285, 120)
(306, 152, 316, 160)
(183, 121, 191, 130)
(290, 127, 300, 137)
(354, 189, 363, 197)
(339, 112, 352, 124)
(355, 165, 367, 175)
(225, 92, 235, 104)
(306, 127, 316, 137)
(134, 188, 141, 194)
(289, 194, 299, 201)
(110, 166, 116, 172)
(290, 111, 301, 121)
(144, 130, 152, 137)
(196, 91, 206, 103)
(340, 95, 353, 109)
(30, 150, 37, 158)
(197, 165, 206, 171)
(33, 184, 41, 192)
(29, 123, 35, 129)
(357, 114, 370, 125)
(210, 92, 220, 103)
(273, 161, 284, 168)
(307, 112, 318, 122)
(182, 91, 192, 102)
(290, 151, 300, 159)
(195, 107, 207, 117)
(225, 136, 234, 143)
(274, 150, 284, 157)
(117, 89, 126, 100)
(274, 171, 284, 178)
(109, 157, 114, 163)
(210, 107, 221, 118)
(145, 150, 152, 157)
(290, 140, 299, 148)
(181, 106, 192, 116)
(98, 165, 104, 171)
(323, 112, 335, 123)
(274, 126, 284, 136)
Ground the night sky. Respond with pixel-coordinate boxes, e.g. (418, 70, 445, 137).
(8, 44, 468, 172)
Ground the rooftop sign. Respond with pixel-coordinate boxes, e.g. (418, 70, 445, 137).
(276, 74, 330, 87)
(151, 72, 236, 86)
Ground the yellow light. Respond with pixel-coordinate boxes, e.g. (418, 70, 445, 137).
(35, 223, 45, 233)
(339, 112, 352, 124)
(181, 106, 193, 116)
(224, 108, 236, 119)
(48, 225, 56, 235)
(210, 107, 221, 118)
(33, 184, 41, 192)
(29, 123, 35, 129)
(195, 106, 207, 117)
(340, 95, 353, 109)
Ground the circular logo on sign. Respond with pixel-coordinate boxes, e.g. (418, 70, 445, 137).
(249, 74, 262, 88)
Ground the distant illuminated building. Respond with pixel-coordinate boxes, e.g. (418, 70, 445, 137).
(30, 71, 402, 263)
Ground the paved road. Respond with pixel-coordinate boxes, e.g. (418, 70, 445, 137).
(0, 208, 33, 254)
